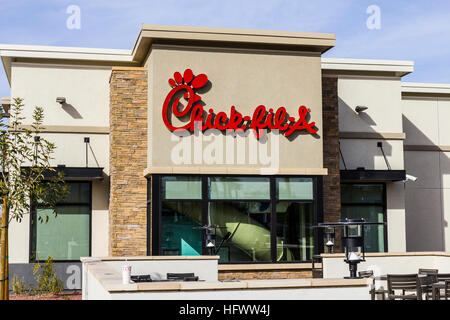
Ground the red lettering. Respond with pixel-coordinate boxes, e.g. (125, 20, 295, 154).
(162, 71, 318, 138)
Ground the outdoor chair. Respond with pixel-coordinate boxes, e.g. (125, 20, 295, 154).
(387, 274, 422, 300)
(418, 269, 439, 300)
(358, 270, 388, 300)
(418, 268, 438, 275)
(435, 274, 450, 299)
(437, 273, 450, 282)
(445, 280, 450, 300)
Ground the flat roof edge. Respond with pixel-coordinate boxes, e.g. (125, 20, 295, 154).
(141, 24, 336, 41)
(322, 57, 414, 76)
(0, 44, 134, 66)
(0, 44, 131, 55)
(402, 82, 450, 95)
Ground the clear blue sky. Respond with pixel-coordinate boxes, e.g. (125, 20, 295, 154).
(1, 0, 450, 98)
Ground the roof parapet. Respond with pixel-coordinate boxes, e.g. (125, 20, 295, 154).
(322, 57, 414, 77)
(402, 82, 450, 97)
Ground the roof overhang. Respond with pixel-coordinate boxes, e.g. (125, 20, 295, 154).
(0, 25, 335, 85)
(341, 170, 406, 182)
(322, 58, 414, 77)
(402, 82, 450, 98)
(0, 44, 135, 84)
(131, 24, 336, 62)
(21, 166, 104, 181)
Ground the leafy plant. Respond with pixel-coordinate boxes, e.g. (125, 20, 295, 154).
(32, 256, 64, 295)
(0, 98, 69, 299)
(11, 275, 30, 295)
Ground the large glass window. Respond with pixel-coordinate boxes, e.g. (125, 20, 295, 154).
(161, 201, 202, 255)
(209, 177, 270, 200)
(154, 175, 319, 263)
(209, 201, 271, 262)
(31, 182, 91, 261)
(276, 202, 314, 261)
(341, 183, 386, 252)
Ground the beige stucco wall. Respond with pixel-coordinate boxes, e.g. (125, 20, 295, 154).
(339, 139, 404, 170)
(147, 45, 324, 172)
(337, 75, 406, 252)
(10, 62, 111, 127)
(8, 62, 111, 263)
(386, 182, 406, 252)
(338, 75, 404, 171)
(403, 96, 450, 252)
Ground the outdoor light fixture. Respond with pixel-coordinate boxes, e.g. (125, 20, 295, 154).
(56, 97, 66, 104)
(317, 219, 384, 279)
(324, 227, 335, 253)
(205, 226, 217, 255)
(405, 174, 418, 182)
(355, 106, 368, 113)
(342, 218, 366, 279)
(193, 225, 218, 255)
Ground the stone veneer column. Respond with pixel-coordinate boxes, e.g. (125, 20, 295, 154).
(322, 75, 342, 250)
(109, 67, 148, 256)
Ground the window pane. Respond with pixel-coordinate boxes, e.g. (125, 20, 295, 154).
(341, 184, 384, 204)
(276, 202, 314, 262)
(161, 201, 202, 255)
(64, 182, 90, 203)
(277, 178, 313, 200)
(341, 205, 385, 252)
(208, 202, 271, 262)
(162, 176, 202, 199)
(209, 177, 270, 200)
(35, 206, 90, 260)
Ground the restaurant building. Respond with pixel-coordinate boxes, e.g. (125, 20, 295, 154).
(0, 25, 449, 285)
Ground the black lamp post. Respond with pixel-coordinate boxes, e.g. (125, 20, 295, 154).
(317, 219, 382, 279)
(206, 230, 216, 255)
(324, 227, 335, 253)
(342, 218, 366, 279)
(194, 225, 224, 255)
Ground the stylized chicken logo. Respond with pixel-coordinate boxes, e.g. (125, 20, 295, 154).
(162, 68, 317, 138)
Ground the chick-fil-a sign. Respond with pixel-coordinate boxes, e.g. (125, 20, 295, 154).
(162, 69, 318, 138)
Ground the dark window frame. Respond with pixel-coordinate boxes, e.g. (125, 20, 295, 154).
(29, 181, 93, 263)
(340, 182, 388, 253)
(149, 174, 323, 264)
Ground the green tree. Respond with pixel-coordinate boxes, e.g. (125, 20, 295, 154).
(0, 98, 68, 300)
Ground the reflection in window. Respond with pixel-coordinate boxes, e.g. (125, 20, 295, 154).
(156, 175, 318, 263)
(277, 178, 313, 200)
(209, 202, 271, 262)
(161, 201, 202, 256)
(162, 176, 202, 200)
(276, 202, 314, 261)
(209, 177, 270, 200)
(341, 184, 386, 252)
(32, 182, 91, 261)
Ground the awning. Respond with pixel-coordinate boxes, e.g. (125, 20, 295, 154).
(21, 166, 104, 180)
(340, 169, 406, 182)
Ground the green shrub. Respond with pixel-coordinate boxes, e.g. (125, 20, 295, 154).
(11, 275, 29, 295)
(32, 256, 64, 295)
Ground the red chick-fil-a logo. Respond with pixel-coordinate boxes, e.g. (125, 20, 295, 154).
(162, 69, 318, 139)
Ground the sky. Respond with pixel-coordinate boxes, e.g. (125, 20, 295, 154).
(1, 0, 450, 98)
